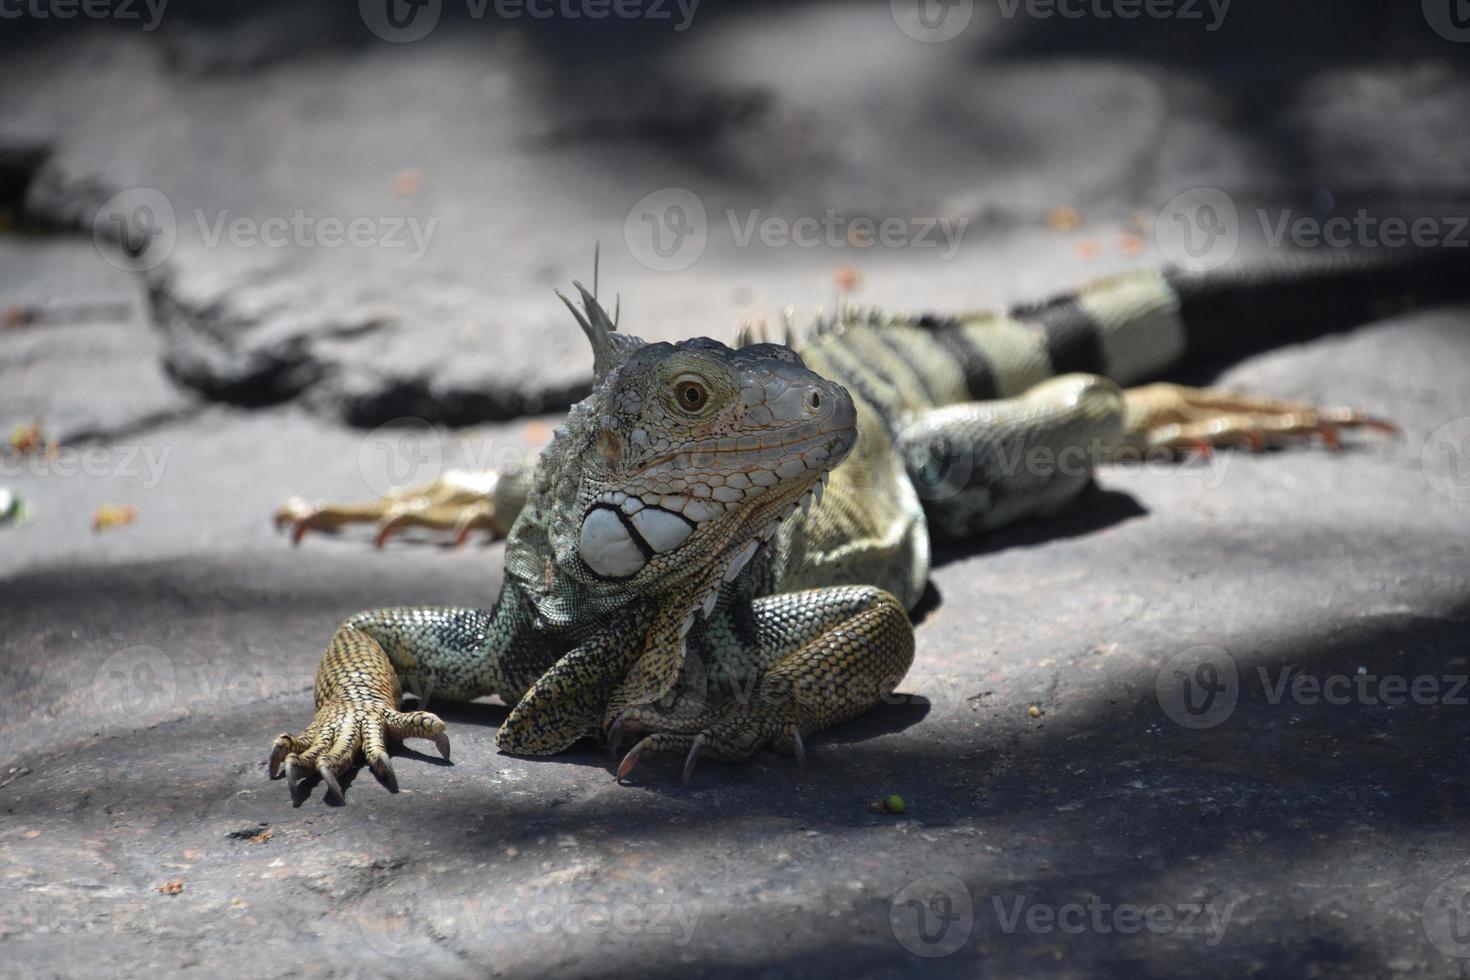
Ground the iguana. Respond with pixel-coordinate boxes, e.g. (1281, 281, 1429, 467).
(268, 249, 1462, 802)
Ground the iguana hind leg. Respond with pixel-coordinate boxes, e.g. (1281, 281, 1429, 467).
(1121, 383, 1397, 454)
(610, 585, 914, 784)
(898, 373, 1398, 540)
(898, 373, 1127, 540)
(275, 466, 534, 548)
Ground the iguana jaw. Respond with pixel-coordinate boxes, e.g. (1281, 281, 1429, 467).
(576, 411, 855, 588)
(568, 339, 857, 601)
(682, 461, 837, 623)
(587, 422, 851, 529)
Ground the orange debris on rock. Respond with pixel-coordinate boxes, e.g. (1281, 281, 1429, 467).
(1046, 206, 1082, 232)
(392, 168, 423, 197)
(9, 422, 44, 454)
(92, 504, 139, 532)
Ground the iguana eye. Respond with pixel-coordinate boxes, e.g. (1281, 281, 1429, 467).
(674, 377, 709, 413)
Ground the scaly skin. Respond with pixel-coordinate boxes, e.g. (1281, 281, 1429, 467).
(272, 264, 1407, 801)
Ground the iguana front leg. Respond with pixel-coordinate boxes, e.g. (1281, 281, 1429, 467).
(606, 586, 914, 783)
(268, 606, 502, 802)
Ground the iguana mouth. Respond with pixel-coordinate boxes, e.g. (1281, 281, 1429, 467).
(634, 417, 858, 470)
(627, 426, 854, 501)
(576, 422, 849, 582)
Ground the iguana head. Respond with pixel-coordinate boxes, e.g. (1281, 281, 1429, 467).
(551, 284, 856, 607)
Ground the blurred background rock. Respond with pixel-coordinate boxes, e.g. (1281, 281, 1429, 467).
(4, 0, 1467, 427)
(4, 6, 1470, 977)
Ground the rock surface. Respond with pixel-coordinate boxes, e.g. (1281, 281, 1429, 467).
(3, 3, 1470, 977)
(4, 303, 1470, 977)
(3, 2, 1469, 424)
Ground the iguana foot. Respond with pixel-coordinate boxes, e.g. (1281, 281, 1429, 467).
(274, 470, 508, 548)
(614, 706, 808, 786)
(270, 623, 454, 803)
(1122, 383, 1397, 454)
(270, 700, 449, 803)
(608, 586, 913, 786)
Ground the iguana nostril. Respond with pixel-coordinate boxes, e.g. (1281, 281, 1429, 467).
(805, 390, 822, 412)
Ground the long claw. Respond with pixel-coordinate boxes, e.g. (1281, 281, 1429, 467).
(791, 729, 806, 769)
(1322, 412, 1399, 438)
(274, 499, 314, 545)
(452, 518, 478, 549)
(433, 732, 451, 761)
(452, 506, 496, 549)
(606, 708, 633, 763)
(269, 737, 290, 778)
(370, 750, 399, 793)
(290, 514, 322, 547)
(681, 734, 706, 786)
(285, 758, 303, 799)
(374, 513, 410, 550)
(317, 761, 344, 802)
(617, 738, 650, 782)
(1176, 437, 1214, 459)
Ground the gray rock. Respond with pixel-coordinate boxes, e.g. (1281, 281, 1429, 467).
(4, 4, 1468, 425)
(4, 4, 1470, 975)
(0, 238, 195, 442)
(3, 307, 1470, 977)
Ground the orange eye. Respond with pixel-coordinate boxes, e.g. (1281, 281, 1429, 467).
(675, 379, 709, 412)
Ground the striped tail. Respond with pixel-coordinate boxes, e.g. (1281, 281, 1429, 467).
(792, 246, 1470, 435)
(1007, 246, 1470, 388)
